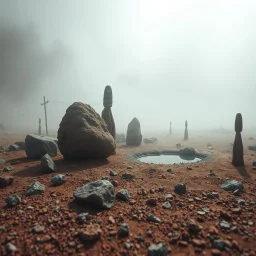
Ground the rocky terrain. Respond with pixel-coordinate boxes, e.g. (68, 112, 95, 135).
(0, 132, 256, 256)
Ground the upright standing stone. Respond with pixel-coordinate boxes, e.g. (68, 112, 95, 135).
(184, 120, 188, 141)
(126, 118, 142, 146)
(232, 113, 244, 166)
(101, 85, 116, 140)
(169, 121, 172, 134)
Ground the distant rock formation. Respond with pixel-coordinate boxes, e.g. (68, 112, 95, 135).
(58, 102, 116, 159)
(116, 133, 126, 143)
(143, 138, 158, 144)
(101, 85, 116, 139)
(184, 120, 188, 141)
(126, 118, 142, 146)
(232, 113, 244, 166)
(169, 121, 172, 134)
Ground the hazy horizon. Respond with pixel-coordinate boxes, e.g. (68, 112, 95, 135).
(1, 0, 255, 134)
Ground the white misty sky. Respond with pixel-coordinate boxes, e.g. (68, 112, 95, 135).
(0, 0, 255, 133)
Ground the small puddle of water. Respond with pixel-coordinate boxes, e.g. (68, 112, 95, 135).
(138, 154, 201, 164)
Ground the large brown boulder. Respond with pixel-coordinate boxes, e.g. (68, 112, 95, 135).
(58, 102, 116, 159)
(126, 118, 142, 146)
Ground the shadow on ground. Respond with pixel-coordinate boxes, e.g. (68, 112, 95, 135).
(13, 158, 109, 177)
(235, 166, 251, 178)
(68, 200, 103, 215)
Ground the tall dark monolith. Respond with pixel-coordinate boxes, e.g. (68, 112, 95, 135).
(232, 113, 244, 166)
(184, 120, 188, 141)
(101, 85, 116, 139)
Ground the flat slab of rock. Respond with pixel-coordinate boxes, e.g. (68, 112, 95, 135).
(25, 134, 58, 159)
(58, 102, 116, 159)
(220, 180, 244, 191)
(25, 181, 45, 196)
(73, 180, 115, 209)
(40, 154, 56, 173)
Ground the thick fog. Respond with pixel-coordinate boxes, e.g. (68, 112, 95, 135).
(0, 0, 255, 134)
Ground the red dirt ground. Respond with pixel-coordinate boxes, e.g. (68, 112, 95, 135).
(0, 132, 256, 256)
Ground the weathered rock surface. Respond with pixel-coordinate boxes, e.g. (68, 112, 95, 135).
(148, 243, 168, 256)
(40, 154, 56, 173)
(14, 141, 26, 150)
(220, 180, 244, 192)
(8, 144, 19, 151)
(174, 183, 187, 194)
(58, 102, 116, 159)
(73, 180, 115, 209)
(126, 118, 142, 146)
(116, 189, 130, 201)
(179, 147, 196, 156)
(51, 174, 66, 186)
(25, 181, 45, 196)
(25, 134, 58, 159)
(5, 194, 21, 207)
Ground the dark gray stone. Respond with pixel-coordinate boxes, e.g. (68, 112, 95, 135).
(73, 180, 115, 209)
(220, 180, 244, 191)
(51, 174, 66, 186)
(40, 154, 56, 173)
(122, 173, 135, 180)
(118, 223, 129, 238)
(109, 170, 117, 176)
(174, 183, 186, 194)
(8, 144, 19, 151)
(148, 243, 168, 256)
(147, 213, 161, 223)
(248, 145, 256, 151)
(213, 240, 229, 251)
(5, 194, 21, 207)
(126, 118, 142, 146)
(3, 166, 14, 172)
(76, 213, 90, 224)
(25, 134, 58, 159)
(0, 176, 14, 189)
(25, 181, 45, 196)
(14, 141, 26, 150)
(179, 147, 196, 156)
(116, 189, 131, 202)
(143, 138, 154, 144)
